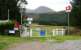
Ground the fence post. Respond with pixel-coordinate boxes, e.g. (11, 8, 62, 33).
(53, 29, 55, 36)
(56, 28, 58, 35)
(30, 29, 32, 37)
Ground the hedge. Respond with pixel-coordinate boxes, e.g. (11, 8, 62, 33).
(0, 21, 14, 35)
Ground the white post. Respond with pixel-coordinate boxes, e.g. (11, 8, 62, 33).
(56, 29, 58, 35)
(68, 12, 70, 35)
(53, 29, 55, 36)
(20, 8, 22, 37)
(8, 9, 9, 21)
(30, 29, 32, 37)
(61, 29, 64, 36)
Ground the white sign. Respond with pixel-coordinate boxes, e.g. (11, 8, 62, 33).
(14, 27, 18, 30)
(9, 30, 15, 33)
(65, 4, 72, 12)
(27, 18, 33, 21)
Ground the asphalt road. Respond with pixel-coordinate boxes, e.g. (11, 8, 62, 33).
(7, 40, 81, 50)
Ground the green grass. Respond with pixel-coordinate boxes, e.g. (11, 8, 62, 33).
(22, 35, 81, 43)
(0, 35, 26, 50)
(22, 37, 47, 43)
(50, 35, 81, 42)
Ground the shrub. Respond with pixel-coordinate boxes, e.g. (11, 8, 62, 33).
(0, 21, 14, 35)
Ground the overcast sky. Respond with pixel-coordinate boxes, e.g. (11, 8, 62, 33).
(25, 0, 72, 11)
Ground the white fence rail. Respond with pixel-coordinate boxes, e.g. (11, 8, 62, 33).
(52, 28, 66, 36)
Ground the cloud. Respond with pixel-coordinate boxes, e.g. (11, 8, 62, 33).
(26, 0, 71, 11)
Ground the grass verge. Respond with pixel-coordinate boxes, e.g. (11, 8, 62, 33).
(0, 35, 25, 50)
(50, 35, 81, 42)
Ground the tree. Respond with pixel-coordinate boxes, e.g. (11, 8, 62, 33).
(0, 0, 27, 23)
(70, 0, 81, 28)
(17, 0, 28, 23)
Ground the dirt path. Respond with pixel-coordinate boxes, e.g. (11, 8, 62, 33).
(7, 40, 81, 50)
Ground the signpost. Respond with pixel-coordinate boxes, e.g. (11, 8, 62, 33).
(27, 17, 33, 37)
(20, 2, 25, 37)
(65, 4, 72, 34)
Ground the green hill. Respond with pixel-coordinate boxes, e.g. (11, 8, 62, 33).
(33, 11, 67, 26)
